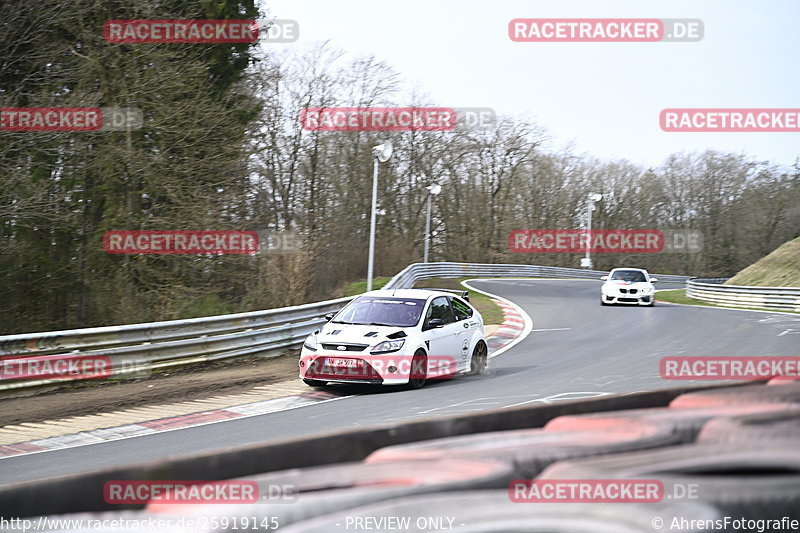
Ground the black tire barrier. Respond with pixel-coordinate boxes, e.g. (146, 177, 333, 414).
(277, 490, 723, 533)
(3, 384, 722, 518)
(539, 443, 800, 522)
(544, 402, 800, 442)
(671, 382, 800, 408)
(145, 459, 513, 530)
(698, 410, 800, 444)
(365, 423, 680, 478)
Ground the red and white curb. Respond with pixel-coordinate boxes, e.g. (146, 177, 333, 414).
(463, 279, 534, 359)
(486, 302, 526, 354)
(0, 390, 344, 459)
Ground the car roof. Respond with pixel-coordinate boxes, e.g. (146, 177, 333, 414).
(360, 288, 459, 300)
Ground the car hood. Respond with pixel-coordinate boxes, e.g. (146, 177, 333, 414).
(317, 323, 408, 345)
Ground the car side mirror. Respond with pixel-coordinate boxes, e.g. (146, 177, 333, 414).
(600, 276, 609, 281)
(428, 318, 445, 329)
(650, 278, 658, 283)
(324, 313, 335, 321)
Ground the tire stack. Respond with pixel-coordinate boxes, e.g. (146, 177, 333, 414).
(277, 383, 800, 532)
(17, 383, 800, 533)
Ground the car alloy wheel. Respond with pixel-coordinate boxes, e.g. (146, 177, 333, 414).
(407, 350, 428, 389)
(469, 341, 488, 376)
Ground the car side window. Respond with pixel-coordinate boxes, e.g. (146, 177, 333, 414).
(427, 296, 456, 325)
(451, 297, 473, 321)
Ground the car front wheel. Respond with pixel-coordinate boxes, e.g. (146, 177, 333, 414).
(407, 350, 428, 389)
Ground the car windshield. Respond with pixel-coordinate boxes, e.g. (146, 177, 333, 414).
(610, 270, 647, 282)
(333, 297, 426, 327)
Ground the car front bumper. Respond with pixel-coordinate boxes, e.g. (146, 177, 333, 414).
(602, 292, 654, 305)
(299, 350, 418, 385)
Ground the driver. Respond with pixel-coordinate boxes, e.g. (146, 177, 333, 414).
(399, 305, 420, 326)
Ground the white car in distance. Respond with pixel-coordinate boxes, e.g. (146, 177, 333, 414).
(600, 268, 658, 306)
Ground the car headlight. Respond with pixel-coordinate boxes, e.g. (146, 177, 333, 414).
(371, 339, 405, 354)
(303, 334, 318, 351)
(641, 287, 651, 293)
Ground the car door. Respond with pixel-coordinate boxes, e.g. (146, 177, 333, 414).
(422, 296, 462, 372)
(451, 296, 478, 369)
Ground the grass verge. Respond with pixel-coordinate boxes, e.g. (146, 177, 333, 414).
(413, 278, 505, 325)
(341, 276, 392, 297)
(656, 289, 799, 314)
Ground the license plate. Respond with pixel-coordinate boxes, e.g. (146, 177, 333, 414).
(326, 358, 360, 368)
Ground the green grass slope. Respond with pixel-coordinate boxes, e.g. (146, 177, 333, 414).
(726, 237, 800, 287)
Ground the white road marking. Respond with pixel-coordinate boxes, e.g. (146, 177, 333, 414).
(416, 397, 500, 414)
(502, 391, 613, 409)
(462, 279, 534, 359)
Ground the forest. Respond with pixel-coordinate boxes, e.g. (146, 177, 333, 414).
(2, 0, 798, 333)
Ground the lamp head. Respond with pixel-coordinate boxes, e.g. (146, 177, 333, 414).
(372, 140, 393, 162)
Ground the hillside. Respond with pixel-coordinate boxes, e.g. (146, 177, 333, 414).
(726, 237, 800, 287)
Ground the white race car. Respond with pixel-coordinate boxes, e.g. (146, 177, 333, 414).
(600, 268, 658, 306)
(299, 288, 488, 389)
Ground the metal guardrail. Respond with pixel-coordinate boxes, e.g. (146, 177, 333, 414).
(0, 298, 350, 392)
(383, 262, 691, 289)
(687, 278, 800, 312)
(0, 263, 690, 392)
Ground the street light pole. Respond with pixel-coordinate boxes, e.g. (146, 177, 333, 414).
(423, 183, 441, 263)
(582, 193, 602, 269)
(367, 141, 393, 292)
(367, 156, 379, 291)
(424, 192, 432, 263)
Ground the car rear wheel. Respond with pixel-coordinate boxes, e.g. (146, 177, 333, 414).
(468, 341, 488, 376)
(303, 378, 327, 388)
(407, 350, 428, 389)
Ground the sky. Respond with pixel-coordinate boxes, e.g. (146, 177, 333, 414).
(259, 0, 800, 168)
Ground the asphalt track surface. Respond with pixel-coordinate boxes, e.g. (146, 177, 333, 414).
(2, 279, 799, 484)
